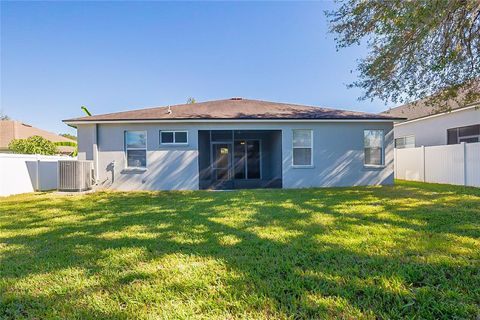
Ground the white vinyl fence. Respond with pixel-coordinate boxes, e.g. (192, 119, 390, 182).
(395, 142, 480, 187)
(0, 154, 74, 197)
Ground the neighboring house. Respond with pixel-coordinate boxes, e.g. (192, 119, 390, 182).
(63, 98, 403, 190)
(0, 120, 76, 154)
(382, 99, 480, 149)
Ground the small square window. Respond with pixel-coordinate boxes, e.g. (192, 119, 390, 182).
(161, 132, 174, 144)
(175, 131, 187, 143)
(160, 131, 188, 145)
(395, 136, 415, 149)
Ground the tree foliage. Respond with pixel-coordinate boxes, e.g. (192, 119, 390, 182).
(60, 133, 77, 141)
(186, 97, 196, 104)
(9, 136, 58, 155)
(54, 141, 78, 156)
(55, 141, 77, 147)
(327, 0, 480, 108)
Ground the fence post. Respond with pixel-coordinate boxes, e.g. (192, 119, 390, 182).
(421, 146, 425, 182)
(462, 142, 467, 186)
(35, 154, 40, 191)
(394, 148, 397, 179)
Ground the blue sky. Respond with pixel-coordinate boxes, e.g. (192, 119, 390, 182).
(1, 1, 391, 135)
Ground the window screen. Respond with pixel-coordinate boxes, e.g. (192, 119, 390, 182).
(395, 136, 415, 149)
(292, 129, 312, 166)
(125, 131, 147, 168)
(364, 130, 384, 166)
(447, 125, 480, 144)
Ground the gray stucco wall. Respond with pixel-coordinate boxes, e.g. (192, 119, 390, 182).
(76, 121, 394, 190)
(394, 107, 480, 147)
(77, 124, 96, 161)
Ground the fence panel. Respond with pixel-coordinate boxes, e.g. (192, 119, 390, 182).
(0, 154, 73, 197)
(424, 144, 464, 185)
(395, 147, 424, 181)
(466, 143, 480, 187)
(395, 142, 480, 187)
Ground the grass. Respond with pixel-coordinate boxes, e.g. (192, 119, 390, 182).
(0, 180, 479, 319)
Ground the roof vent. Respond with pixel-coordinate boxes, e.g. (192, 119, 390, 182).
(167, 106, 172, 114)
(230, 97, 243, 100)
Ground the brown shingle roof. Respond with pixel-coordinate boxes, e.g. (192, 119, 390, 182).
(381, 81, 480, 121)
(64, 98, 403, 123)
(381, 99, 479, 121)
(0, 120, 76, 153)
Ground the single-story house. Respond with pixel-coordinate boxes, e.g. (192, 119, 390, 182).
(0, 119, 76, 155)
(382, 98, 480, 149)
(64, 98, 403, 190)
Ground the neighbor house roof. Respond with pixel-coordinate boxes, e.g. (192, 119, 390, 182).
(0, 120, 76, 153)
(381, 81, 480, 121)
(64, 98, 404, 123)
(381, 99, 479, 121)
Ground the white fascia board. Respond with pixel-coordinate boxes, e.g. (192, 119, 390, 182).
(65, 118, 398, 126)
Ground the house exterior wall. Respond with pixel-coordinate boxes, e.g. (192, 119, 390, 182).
(394, 107, 480, 147)
(76, 121, 394, 190)
(77, 124, 96, 161)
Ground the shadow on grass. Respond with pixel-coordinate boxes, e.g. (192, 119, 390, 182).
(0, 181, 479, 319)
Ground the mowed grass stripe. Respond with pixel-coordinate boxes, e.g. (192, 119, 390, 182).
(0, 180, 479, 319)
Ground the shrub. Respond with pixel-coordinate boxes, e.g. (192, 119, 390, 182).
(8, 135, 58, 155)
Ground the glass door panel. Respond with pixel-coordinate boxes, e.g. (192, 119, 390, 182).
(234, 141, 246, 179)
(212, 143, 232, 181)
(233, 140, 261, 180)
(246, 141, 260, 179)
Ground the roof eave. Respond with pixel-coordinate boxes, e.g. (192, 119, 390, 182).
(394, 103, 479, 126)
(383, 100, 480, 122)
(63, 117, 405, 125)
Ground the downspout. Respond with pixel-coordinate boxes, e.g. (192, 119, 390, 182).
(93, 124, 99, 183)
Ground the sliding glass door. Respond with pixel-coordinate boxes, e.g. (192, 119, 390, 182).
(234, 140, 261, 180)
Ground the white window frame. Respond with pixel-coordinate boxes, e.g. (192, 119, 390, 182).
(124, 130, 147, 169)
(458, 136, 480, 143)
(364, 129, 385, 167)
(447, 124, 480, 144)
(292, 129, 313, 167)
(160, 130, 189, 145)
(394, 135, 415, 149)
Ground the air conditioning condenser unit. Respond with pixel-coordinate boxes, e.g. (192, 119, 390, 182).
(58, 160, 94, 192)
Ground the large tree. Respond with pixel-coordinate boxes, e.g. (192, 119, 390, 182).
(327, 0, 480, 108)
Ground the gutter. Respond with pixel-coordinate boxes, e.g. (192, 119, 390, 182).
(63, 118, 405, 126)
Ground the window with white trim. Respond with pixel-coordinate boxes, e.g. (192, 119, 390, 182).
(364, 130, 384, 166)
(395, 135, 415, 149)
(447, 124, 479, 144)
(292, 129, 313, 166)
(160, 131, 188, 145)
(125, 131, 147, 168)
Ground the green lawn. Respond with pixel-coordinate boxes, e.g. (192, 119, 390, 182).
(0, 181, 479, 319)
